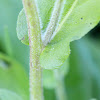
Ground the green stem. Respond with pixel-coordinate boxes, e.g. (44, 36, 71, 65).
(42, 0, 63, 46)
(22, 0, 43, 100)
(54, 69, 67, 100)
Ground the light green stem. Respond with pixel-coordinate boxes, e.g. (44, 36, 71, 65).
(54, 69, 67, 100)
(22, 0, 43, 100)
(42, 0, 63, 46)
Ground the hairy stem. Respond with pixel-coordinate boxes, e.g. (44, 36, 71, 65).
(54, 69, 67, 100)
(22, 0, 43, 100)
(42, 0, 63, 46)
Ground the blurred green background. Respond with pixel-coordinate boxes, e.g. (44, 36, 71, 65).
(0, 0, 100, 100)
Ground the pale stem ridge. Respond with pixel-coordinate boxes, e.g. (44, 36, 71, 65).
(42, 0, 63, 46)
(22, 0, 43, 100)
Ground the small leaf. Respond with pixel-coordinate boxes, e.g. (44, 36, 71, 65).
(43, 69, 56, 89)
(17, 9, 29, 45)
(0, 89, 23, 100)
(40, 39, 70, 69)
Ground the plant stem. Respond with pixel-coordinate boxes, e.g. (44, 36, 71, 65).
(54, 69, 67, 100)
(42, 0, 63, 46)
(22, 0, 43, 100)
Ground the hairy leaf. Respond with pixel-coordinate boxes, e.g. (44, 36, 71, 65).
(41, 39, 70, 69)
(40, 0, 100, 69)
(16, 0, 100, 69)
(17, 9, 29, 45)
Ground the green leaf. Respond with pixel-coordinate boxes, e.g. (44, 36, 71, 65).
(40, 39, 70, 69)
(37, 0, 56, 32)
(16, 0, 58, 45)
(0, 89, 23, 100)
(52, 0, 100, 42)
(0, 53, 29, 100)
(40, 0, 100, 69)
(4, 26, 13, 57)
(17, 9, 29, 45)
(43, 37, 100, 100)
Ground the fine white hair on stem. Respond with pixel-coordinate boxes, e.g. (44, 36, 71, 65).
(42, 0, 64, 46)
(34, 0, 43, 34)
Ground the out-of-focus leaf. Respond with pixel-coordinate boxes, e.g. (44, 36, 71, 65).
(0, 53, 29, 100)
(0, 89, 23, 100)
(65, 41, 92, 100)
(43, 59, 69, 89)
(0, 0, 29, 71)
(44, 88, 56, 100)
(4, 26, 13, 56)
(80, 38, 100, 99)
(43, 70, 55, 89)
(65, 38, 100, 100)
